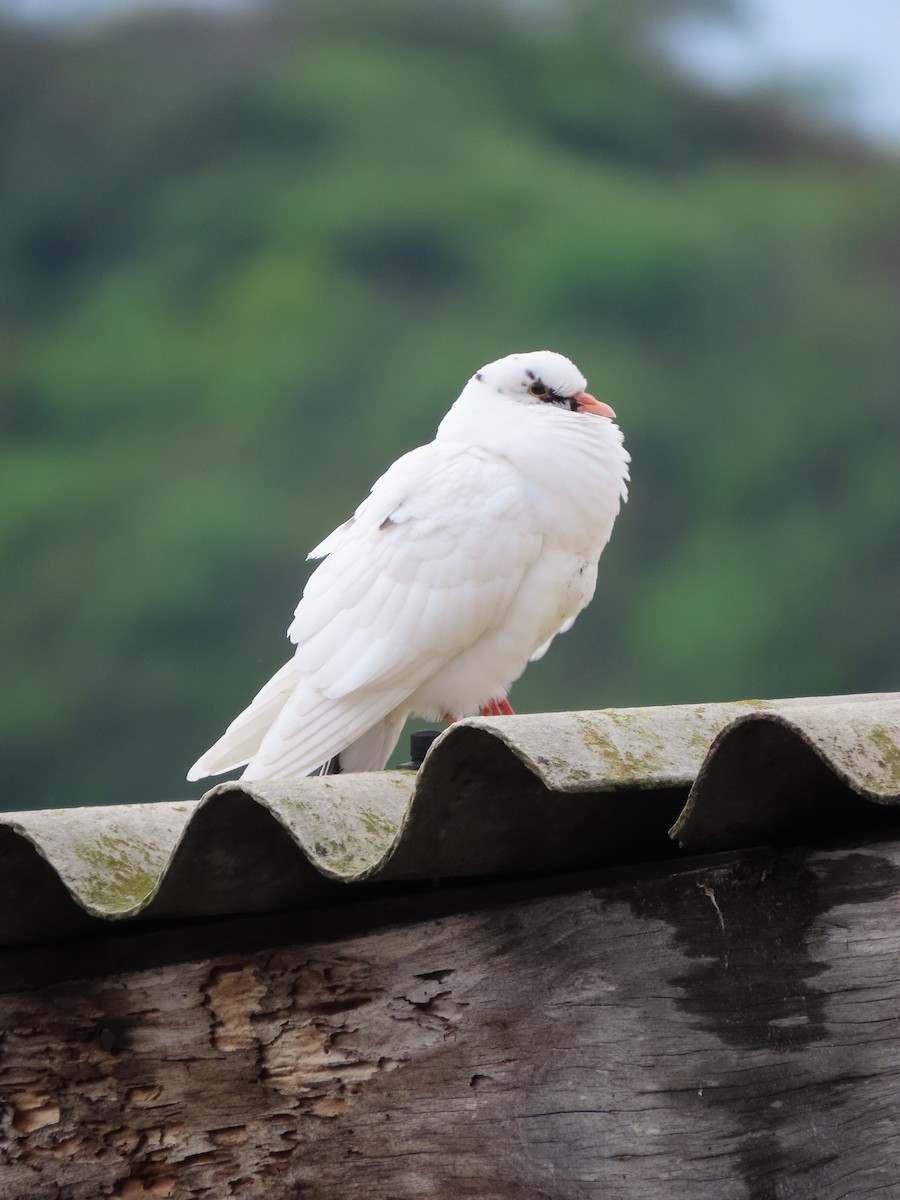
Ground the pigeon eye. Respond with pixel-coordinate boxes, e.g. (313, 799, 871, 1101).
(527, 381, 548, 398)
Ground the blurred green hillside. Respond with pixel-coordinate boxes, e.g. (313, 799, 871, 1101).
(1, 0, 898, 809)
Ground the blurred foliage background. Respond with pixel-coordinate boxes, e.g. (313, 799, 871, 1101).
(1, 0, 898, 810)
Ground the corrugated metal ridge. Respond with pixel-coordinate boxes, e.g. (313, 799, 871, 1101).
(672, 694, 900, 849)
(1, 692, 898, 947)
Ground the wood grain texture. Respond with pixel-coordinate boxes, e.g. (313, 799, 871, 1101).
(3, 837, 900, 1198)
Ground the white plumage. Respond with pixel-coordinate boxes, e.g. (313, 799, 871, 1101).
(187, 350, 630, 782)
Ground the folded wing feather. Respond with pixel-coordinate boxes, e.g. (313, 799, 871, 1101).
(188, 441, 544, 780)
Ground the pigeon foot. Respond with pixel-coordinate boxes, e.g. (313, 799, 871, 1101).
(440, 697, 515, 724)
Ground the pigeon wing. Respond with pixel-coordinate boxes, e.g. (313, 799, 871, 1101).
(232, 441, 543, 778)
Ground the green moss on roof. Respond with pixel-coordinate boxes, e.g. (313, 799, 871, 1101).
(575, 714, 668, 778)
(867, 725, 900, 791)
(312, 837, 358, 875)
(72, 833, 161, 914)
(358, 807, 398, 844)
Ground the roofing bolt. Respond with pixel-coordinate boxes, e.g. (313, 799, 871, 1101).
(399, 730, 442, 770)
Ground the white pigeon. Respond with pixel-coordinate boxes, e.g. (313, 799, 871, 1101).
(188, 350, 629, 782)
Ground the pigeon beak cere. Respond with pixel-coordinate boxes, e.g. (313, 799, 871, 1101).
(573, 391, 616, 418)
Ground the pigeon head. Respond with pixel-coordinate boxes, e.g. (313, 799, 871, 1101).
(472, 350, 615, 418)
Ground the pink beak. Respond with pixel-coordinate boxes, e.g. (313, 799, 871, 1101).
(573, 391, 616, 419)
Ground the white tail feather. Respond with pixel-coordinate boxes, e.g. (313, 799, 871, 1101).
(240, 682, 411, 780)
(186, 660, 298, 781)
(333, 707, 410, 773)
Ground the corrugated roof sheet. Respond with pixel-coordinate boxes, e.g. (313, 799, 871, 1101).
(1, 692, 898, 947)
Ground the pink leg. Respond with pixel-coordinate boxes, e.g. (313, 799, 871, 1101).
(478, 697, 515, 717)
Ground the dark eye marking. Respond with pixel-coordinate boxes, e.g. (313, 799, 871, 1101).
(528, 379, 578, 409)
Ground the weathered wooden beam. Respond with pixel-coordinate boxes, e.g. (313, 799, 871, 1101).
(3, 835, 900, 1198)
